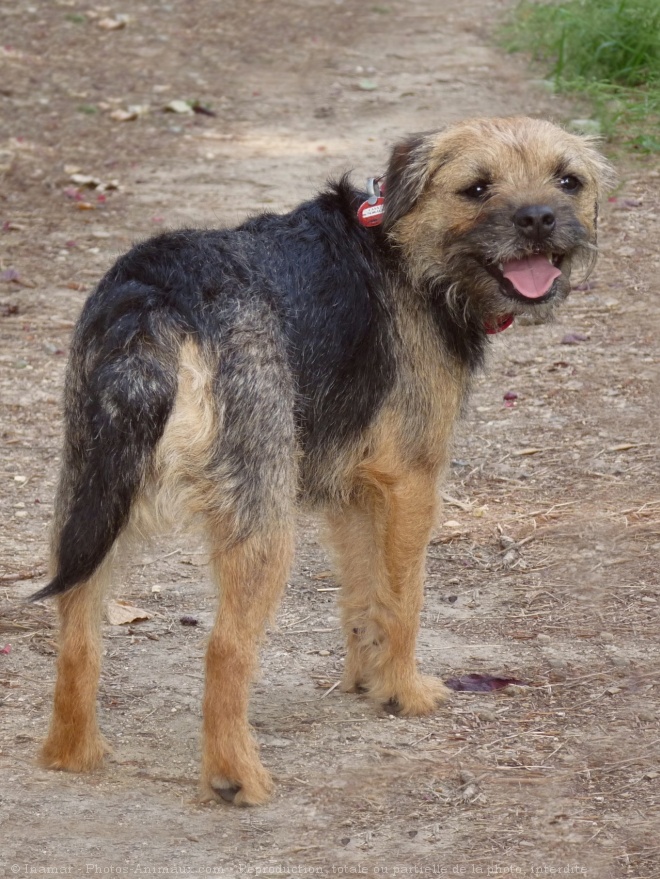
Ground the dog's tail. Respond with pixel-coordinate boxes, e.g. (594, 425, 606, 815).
(31, 278, 184, 602)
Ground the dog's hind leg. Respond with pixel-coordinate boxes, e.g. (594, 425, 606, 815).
(36, 299, 181, 769)
(201, 524, 294, 806)
(182, 302, 297, 805)
(39, 555, 113, 771)
(327, 465, 450, 716)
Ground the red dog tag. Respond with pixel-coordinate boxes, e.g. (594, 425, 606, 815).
(357, 197, 385, 227)
(357, 177, 386, 227)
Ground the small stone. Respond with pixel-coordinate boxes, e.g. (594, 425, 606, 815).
(501, 683, 525, 696)
(561, 332, 589, 345)
(318, 649, 331, 656)
(110, 108, 138, 122)
(98, 16, 128, 30)
(536, 633, 551, 645)
(599, 632, 615, 643)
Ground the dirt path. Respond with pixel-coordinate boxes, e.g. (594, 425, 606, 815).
(1, 1, 658, 876)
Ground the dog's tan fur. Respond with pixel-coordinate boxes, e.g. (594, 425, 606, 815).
(38, 117, 613, 806)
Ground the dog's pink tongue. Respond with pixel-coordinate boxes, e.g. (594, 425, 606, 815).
(502, 255, 561, 299)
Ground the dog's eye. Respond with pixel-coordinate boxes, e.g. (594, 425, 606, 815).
(461, 182, 490, 200)
(558, 174, 582, 194)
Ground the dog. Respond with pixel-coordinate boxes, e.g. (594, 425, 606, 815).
(32, 116, 613, 805)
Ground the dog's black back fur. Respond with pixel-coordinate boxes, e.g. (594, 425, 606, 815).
(33, 181, 397, 600)
(33, 178, 488, 602)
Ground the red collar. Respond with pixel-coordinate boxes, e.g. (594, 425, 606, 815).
(484, 314, 515, 334)
(357, 177, 514, 335)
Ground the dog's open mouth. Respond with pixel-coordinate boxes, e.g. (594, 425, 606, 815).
(488, 253, 564, 303)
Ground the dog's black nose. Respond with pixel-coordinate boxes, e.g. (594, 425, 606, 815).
(514, 205, 556, 241)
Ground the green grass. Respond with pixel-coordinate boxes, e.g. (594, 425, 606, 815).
(504, 0, 660, 151)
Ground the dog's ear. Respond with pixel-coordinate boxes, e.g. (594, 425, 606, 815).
(382, 134, 435, 231)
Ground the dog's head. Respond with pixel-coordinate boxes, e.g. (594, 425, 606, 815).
(383, 117, 615, 324)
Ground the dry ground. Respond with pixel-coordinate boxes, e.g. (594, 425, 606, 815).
(0, 0, 658, 875)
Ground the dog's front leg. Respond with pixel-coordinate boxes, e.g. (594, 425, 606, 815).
(327, 467, 450, 715)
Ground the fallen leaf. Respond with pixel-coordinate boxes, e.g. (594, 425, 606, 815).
(444, 674, 527, 692)
(69, 173, 119, 192)
(192, 101, 216, 117)
(106, 599, 152, 625)
(70, 173, 100, 188)
(164, 100, 194, 115)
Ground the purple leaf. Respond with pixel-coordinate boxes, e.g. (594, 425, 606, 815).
(444, 673, 526, 692)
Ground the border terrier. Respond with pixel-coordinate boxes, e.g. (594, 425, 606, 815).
(32, 117, 613, 805)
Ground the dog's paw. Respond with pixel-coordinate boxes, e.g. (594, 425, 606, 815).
(201, 763, 273, 807)
(383, 675, 451, 717)
(339, 671, 367, 694)
(39, 731, 110, 772)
